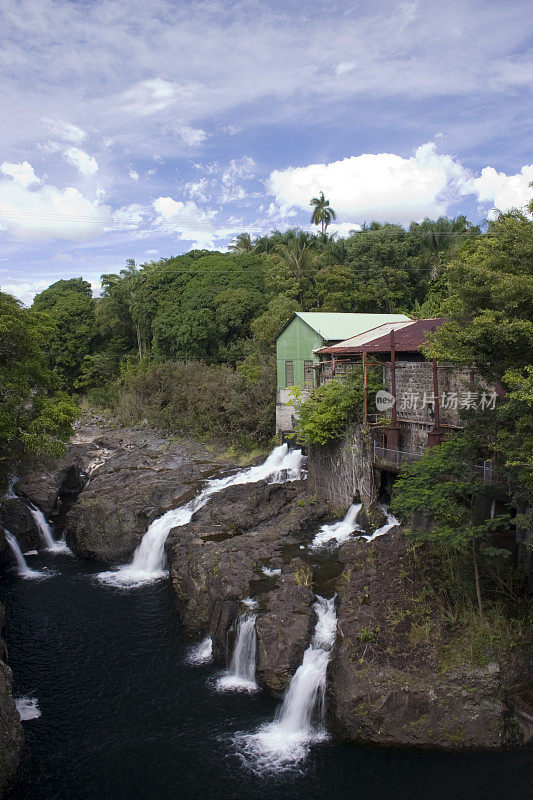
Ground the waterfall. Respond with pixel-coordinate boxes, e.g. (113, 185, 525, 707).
(27, 503, 72, 554)
(217, 613, 258, 693)
(311, 503, 362, 548)
(362, 507, 399, 542)
(97, 444, 305, 588)
(236, 595, 336, 772)
(4, 530, 47, 580)
(186, 637, 213, 665)
(311, 503, 399, 548)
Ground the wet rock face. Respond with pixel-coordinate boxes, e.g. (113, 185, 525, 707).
(0, 604, 23, 796)
(62, 428, 221, 563)
(165, 480, 328, 690)
(326, 530, 529, 750)
(255, 576, 315, 693)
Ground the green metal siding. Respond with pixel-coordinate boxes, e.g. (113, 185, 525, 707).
(276, 317, 323, 389)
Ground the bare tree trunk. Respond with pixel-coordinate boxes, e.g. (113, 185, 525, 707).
(472, 537, 483, 617)
(136, 324, 143, 361)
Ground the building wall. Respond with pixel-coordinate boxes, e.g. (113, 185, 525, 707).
(276, 317, 323, 391)
(384, 362, 471, 429)
(276, 389, 296, 437)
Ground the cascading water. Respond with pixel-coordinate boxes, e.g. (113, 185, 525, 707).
(311, 503, 362, 548)
(311, 503, 399, 548)
(97, 444, 305, 588)
(27, 503, 72, 554)
(236, 595, 337, 772)
(217, 612, 258, 693)
(186, 637, 213, 665)
(363, 507, 399, 542)
(4, 531, 47, 580)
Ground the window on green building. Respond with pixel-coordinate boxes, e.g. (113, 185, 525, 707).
(285, 360, 294, 387)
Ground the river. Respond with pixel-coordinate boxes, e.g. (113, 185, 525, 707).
(1, 550, 530, 800)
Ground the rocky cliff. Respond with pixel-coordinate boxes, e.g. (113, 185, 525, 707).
(6, 424, 530, 752)
(0, 604, 23, 796)
(328, 529, 531, 749)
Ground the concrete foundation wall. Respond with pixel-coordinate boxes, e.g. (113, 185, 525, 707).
(307, 425, 380, 513)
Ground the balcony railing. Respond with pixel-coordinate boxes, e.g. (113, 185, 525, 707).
(373, 444, 423, 468)
(373, 443, 504, 484)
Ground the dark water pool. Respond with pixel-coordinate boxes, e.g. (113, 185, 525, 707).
(1, 551, 531, 800)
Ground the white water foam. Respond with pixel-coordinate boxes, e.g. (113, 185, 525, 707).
(186, 637, 213, 665)
(15, 697, 41, 721)
(27, 503, 72, 554)
(311, 503, 362, 549)
(3, 475, 19, 500)
(217, 613, 258, 693)
(235, 595, 336, 772)
(4, 531, 50, 580)
(362, 507, 399, 542)
(262, 566, 281, 577)
(97, 444, 305, 588)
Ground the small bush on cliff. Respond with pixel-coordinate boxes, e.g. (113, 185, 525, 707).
(290, 369, 383, 446)
(114, 358, 275, 450)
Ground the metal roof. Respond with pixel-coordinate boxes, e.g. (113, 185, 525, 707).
(280, 312, 411, 341)
(315, 320, 415, 353)
(316, 318, 446, 355)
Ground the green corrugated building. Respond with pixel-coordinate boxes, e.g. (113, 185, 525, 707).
(275, 312, 410, 436)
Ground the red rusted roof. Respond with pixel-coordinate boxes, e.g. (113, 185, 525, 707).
(317, 318, 446, 355)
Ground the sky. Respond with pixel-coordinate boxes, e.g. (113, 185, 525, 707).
(0, 0, 532, 305)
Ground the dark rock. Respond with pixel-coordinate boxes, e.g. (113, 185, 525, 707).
(62, 427, 221, 563)
(256, 574, 315, 693)
(327, 529, 530, 749)
(166, 480, 328, 673)
(0, 604, 23, 795)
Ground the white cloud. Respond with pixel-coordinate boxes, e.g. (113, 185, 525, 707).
(178, 125, 207, 147)
(129, 169, 139, 181)
(267, 142, 472, 225)
(473, 164, 533, 215)
(42, 118, 87, 144)
(122, 78, 178, 116)
(0, 162, 110, 242)
(153, 196, 218, 247)
(327, 221, 362, 236)
(219, 157, 256, 203)
(64, 147, 99, 176)
(0, 279, 49, 306)
(335, 61, 357, 77)
(111, 204, 147, 230)
(1, 161, 40, 188)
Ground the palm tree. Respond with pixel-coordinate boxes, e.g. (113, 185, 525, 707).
(228, 232, 255, 253)
(310, 191, 337, 234)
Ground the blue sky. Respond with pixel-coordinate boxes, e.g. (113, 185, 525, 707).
(0, 0, 531, 304)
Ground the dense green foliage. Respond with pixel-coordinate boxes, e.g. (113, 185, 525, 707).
(290, 369, 383, 445)
(390, 435, 517, 614)
(0, 291, 78, 490)
(390, 211, 533, 618)
(42, 216, 479, 401)
(32, 278, 95, 391)
(114, 359, 275, 450)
